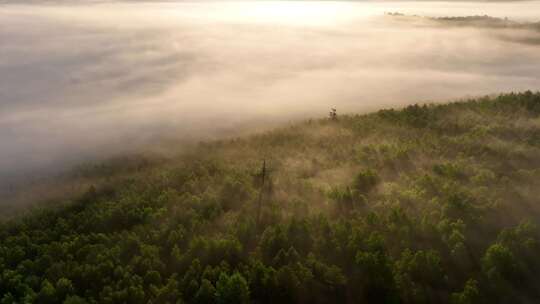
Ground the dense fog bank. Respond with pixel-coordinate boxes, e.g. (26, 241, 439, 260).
(1, 1, 540, 187)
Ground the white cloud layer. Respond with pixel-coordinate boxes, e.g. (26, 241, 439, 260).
(1, 1, 540, 183)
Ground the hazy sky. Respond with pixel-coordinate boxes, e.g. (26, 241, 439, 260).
(1, 1, 540, 183)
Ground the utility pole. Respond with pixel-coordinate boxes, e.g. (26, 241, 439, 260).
(256, 159, 266, 231)
(329, 108, 337, 120)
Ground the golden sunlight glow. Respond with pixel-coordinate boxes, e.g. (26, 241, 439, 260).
(220, 1, 363, 26)
(18, 1, 540, 29)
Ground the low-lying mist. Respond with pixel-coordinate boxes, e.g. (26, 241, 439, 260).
(1, 1, 540, 189)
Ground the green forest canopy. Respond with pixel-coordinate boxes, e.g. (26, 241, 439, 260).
(1, 91, 540, 303)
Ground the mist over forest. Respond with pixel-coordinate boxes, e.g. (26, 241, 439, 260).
(1, 1, 540, 303)
(2, 1, 540, 186)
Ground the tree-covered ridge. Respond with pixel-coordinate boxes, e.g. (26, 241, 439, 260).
(385, 12, 540, 30)
(1, 92, 540, 303)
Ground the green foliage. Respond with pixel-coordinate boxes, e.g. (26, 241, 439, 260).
(353, 169, 379, 193)
(394, 249, 446, 303)
(1, 92, 540, 303)
(451, 279, 480, 304)
(215, 273, 250, 304)
(63, 295, 88, 304)
(194, 279, 217, 304)
(36, 280, 57, 304)
(378, 104, 433, 128)
(56, 278, 74, 300)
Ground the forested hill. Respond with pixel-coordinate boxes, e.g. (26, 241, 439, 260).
(385, 13, 540, 30)
(2, 92, 540, 303)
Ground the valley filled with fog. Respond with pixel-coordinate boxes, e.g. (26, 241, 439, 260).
(2, 0, 540, 183)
